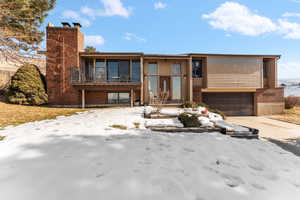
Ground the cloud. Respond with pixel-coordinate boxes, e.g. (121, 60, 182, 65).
(81, 0, 131, 18)
(123, 33, 146, 42)
(202, 2, 277, 36)
(282, 12, 300, 18)
(278, 19, 300, 39)
(85, 35, 105, 46)
(61, 10, 91, 27)
(154, 2, 167, 9)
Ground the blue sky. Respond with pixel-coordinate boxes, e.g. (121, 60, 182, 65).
(43, 0, 300, 79)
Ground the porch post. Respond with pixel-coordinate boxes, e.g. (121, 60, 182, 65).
(130, 89, 134, 107)
(188, 56, 193, 101)
(81, 89, 85, 108)
(140, 56, 144, 105)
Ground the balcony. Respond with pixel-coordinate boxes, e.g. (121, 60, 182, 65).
(70, 67, 141, 87)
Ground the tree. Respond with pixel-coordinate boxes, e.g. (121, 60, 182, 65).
(7, 64, 48, 105)
(0, 0, 56, 63)
(85, 46, 96, 53)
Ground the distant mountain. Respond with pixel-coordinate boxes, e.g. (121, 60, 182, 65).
(279, 79, 300, 97)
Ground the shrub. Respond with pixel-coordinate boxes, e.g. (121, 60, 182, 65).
(178, 113, 201, 127)
(133, 122, 140, 128)
(181, 101, 197, 108)
(0, 136, 5, 141)
(6, 64, 48, 105)
(111, 125, 128, 130)
(208, 108, 226, 120)
(285, 96, 298, 109)
(196, 102, 208, 108)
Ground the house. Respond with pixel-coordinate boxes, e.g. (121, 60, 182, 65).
(45, 22, 284, 116)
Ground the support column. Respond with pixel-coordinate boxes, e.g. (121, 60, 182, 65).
(188, 57, 193, 101)
(140, 56, 144, 105)
(130, 89, 134, 107)
(81, 89, 85, 108)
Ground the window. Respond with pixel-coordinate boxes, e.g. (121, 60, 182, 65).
(172, 63, 181, 75)
(148, 63, 158, 74)
(119, 60, 130, 81)
(131, 60, 141, 82)
(107, 60, 130, 82)
(192, 60, 202, 78)
(107, 60, 119, 82)
(85, 59, 94, 81)
(172, 77, 181, 100)
(95, 59, 106, 81)
(108, 93, 130, 104)
(263, 61, 268, 78)
(148, 76, 158, 97)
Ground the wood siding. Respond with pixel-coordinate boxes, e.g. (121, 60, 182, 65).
(206, 56, 263, 88)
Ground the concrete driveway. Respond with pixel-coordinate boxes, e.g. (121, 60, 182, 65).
(227, 116, 300, 140)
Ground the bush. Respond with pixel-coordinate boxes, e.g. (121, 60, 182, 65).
(181, 101, 196, 108)
(178, 113, 201, 127)
(208, 108, 226, 120)
(285, 96, 298, 109)
(6, 64, 48, 105)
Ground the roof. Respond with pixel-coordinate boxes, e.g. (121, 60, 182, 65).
(79, 52, 281, 59)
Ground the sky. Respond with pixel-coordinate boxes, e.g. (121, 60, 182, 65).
(42, 0, 300, 79)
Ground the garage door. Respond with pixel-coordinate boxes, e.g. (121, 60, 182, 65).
(202, 93, 254, 116)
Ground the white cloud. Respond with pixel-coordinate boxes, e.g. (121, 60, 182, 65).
(202, 2, 277, 36)
(123, 33, 146, 42)
(61, 10, 91, 27)
(282, 12, 300, 18)
(154, 2, 167, 9)
(85, 35, 105, 46)
(278, 19, 300, 39)
(81, 0, 131, 18)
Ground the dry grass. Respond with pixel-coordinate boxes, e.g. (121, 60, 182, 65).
(111, 125, 128, 130)
(0, 101, 93, 128)
(271, 106, 300, 125)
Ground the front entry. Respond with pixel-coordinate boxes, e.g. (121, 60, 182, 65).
(159, 76, 171, 100)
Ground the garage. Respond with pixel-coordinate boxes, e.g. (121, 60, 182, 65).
(202, 92, 254, 116)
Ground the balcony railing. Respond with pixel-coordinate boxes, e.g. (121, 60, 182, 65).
(70, 67, 139, 84)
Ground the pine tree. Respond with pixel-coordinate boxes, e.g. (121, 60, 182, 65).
(0, 0, 56, 61)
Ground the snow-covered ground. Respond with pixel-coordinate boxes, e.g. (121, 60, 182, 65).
(1, 107, 300, 200)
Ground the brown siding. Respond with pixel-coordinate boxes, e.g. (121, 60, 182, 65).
(206, 56, 263, 88)
(85, 91, 107, 105)
(255, 88, 284, 115)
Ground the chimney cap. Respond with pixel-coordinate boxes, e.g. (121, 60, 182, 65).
(47, 22, 54, 27)
(61, 22, 71, 27)
(73, 22, 82, 28)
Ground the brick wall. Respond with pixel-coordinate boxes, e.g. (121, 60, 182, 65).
(46, 26, 83, 105)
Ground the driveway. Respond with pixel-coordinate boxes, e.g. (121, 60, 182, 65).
(227, 116, 300, 140)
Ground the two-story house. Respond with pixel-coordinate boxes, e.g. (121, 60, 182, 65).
(45, 22, 284, 116)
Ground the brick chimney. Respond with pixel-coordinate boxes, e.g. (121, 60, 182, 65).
(73, 22, 82, 29)
(46, 23, 84, 105)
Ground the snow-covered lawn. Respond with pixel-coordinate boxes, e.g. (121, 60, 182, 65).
(0, 107, 300, 200)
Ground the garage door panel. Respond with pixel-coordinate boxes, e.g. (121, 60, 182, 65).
(203, 93, 254, 116)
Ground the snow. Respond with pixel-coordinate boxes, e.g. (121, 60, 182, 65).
(0, 107, 300, 199)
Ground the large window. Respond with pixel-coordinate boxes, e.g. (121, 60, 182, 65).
(263, 61, 268, 78)
(148, 76, 158, 97)
(108, 93, 130, 104)
(131, 60, 141, 82)
(107, 60, 130, 82)
(172, 77, 181, 100)
(148, 63, 158, 74)
(119, 60, 130, 81)
(95, 59, 106, 81)
(107, 60, 119, 82)
(192, 60, 202, 78)
(85, 59, 94, 81)
(172, 63, 181, 75)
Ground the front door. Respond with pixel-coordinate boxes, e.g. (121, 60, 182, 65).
(159, 76, 171, 100)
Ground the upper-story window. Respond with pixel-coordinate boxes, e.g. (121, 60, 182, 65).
(148, 63, 158, 74)
(172, 63, 181, 75)
(95, 59, 106, 81)
(263, 61, 268, 78)
(192, 60, 202, 78)
(131, 60, 141, 82)
(107, 60, 130, 82)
